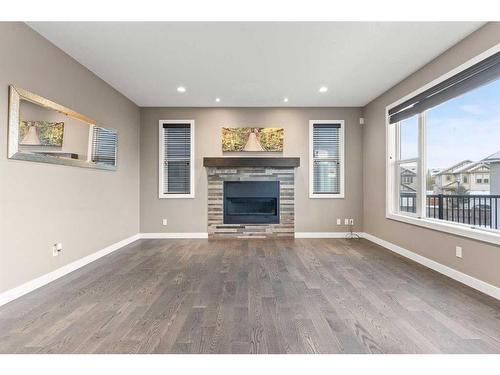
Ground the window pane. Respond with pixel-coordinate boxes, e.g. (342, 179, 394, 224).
(399, 115, 418, 160)
(425, 78, 500, 231)
(313, 160, 340, 194)
(398, 162, 417, 214)
(313, 124, 340, 159)
(165, 160, 190, 193)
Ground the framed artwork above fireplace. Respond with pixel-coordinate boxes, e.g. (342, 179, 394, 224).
(221, 127, 284, 152)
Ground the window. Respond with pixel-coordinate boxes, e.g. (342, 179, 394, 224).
(387, 49, 500, 244)
(395, 116, 420, 215)
(309, 120, 345, 198)
(90, 126, 118, 167)
(159, 120, 194, 198)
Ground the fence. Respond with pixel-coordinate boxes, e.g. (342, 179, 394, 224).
(399, 193, 500, 230)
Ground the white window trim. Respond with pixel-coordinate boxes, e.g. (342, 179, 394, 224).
(158, 119, 195, 199)
(385, 43, 500, 246)
(309, 120, 345, 199)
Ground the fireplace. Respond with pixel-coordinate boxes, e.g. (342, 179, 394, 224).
(223, 181, 280, 224)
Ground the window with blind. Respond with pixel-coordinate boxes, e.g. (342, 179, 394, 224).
(90, 126, 117, 168)
(387, 49, 500, 245)
(309, 120, 345, 198)
(159, 120, 194, 198)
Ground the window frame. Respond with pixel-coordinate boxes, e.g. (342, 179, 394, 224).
(158, 119, 195, 199)
(392, 113, 425, 219)
(385, 44, 500, 246)
(309, 120, 345, 199)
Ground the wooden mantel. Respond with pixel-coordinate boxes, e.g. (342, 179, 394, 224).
(203, 157, 300, 168)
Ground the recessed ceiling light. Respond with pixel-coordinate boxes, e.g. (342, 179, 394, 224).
(215, 98, 221, 102)
(177, 86, 186, 93)
(319, 86, 328, 93)
(283, 98, 289, 103)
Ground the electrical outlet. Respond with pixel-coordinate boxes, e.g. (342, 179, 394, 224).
(162, 218, 168, 226)
(344, 219, 349, 225)
(456, 246, 463, 258)
(52, 243, 62, 257)
(336, 218, 341, 225)
(349, 219, 354, 225)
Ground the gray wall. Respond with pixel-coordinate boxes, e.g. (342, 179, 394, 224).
(0, 23, 140, 293)
(140, 107, 363, 234)
(362, 22, 500, 288)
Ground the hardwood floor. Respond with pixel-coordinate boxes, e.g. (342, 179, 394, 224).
(0, 238, 499, 354)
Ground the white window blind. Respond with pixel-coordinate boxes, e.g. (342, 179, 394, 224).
(91, 126, 117, 166)
(162, 123, 192, 195)
(312, 123, 342, 195)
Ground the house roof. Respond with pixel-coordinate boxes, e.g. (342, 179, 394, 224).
(429, 168, 443, 176)
(435, 160, 473, 175)
(401, 167, 416, 176)
(483, 150, 500, 163)
(455, 162, 489, 174)
(466, 162, 489, 173)
(436, 160, 489, 175)
(400, 184, 416, 192)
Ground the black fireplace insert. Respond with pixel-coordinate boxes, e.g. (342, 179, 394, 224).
(223, 181, 280, 224)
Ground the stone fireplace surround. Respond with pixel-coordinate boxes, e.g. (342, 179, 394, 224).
(204, 157, 299, 239)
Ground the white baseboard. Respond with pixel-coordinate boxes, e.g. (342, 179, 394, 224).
(140, 232, 209, 239)
(294, 232, 362, 238)
(0, 234, 140, 307)
(362, 232, 500, 301)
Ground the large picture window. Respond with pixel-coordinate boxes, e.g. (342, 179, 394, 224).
(159, 120, 195, 198)
(387, 49, 500, 244)
(309, 120, 345, 198)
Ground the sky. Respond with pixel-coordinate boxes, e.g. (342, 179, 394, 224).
(400, 78, 500, 170)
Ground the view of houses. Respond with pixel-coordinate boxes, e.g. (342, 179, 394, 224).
(399, 150, 500, 230)
(400, 149, 500, 196)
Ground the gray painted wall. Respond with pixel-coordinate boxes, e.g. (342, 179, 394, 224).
(362, 22, 500, 288)
(0, 23, 141, 293)
(140, 107, 363, 234)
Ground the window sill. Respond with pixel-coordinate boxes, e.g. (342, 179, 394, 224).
(159, 193, 195, 199)
(309, 193, 344, 199)
(386, 212, 500, 246)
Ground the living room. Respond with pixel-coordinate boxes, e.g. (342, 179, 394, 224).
(1, 1, 499, 373)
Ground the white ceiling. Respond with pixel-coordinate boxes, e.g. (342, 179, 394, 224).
(28, 22, 484, 107)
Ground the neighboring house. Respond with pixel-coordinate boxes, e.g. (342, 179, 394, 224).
(400, 166, 417, 193)
(483, 150, 500, 195)
(483, 150, 500, 229)
(434, 160, 490, 194)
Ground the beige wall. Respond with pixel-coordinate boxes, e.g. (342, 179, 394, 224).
(362, 22, 500, 288)
(0, 23, 140, 293)
(140, 107, 363, 233)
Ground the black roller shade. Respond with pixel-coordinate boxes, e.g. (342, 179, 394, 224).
(389, 51, 500, 124)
